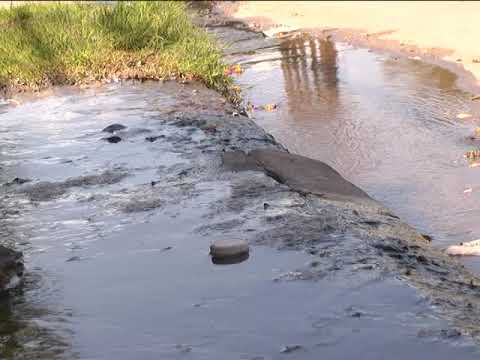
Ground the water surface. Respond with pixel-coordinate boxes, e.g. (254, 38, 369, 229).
(234, 34, 480, 270)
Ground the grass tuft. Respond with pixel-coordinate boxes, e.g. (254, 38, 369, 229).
(0, 1, 233, 96)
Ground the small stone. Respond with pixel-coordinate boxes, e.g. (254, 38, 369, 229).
(102, 124, 127, 133)
(210, 239, 249, 258)
(104, 136, 122, 144)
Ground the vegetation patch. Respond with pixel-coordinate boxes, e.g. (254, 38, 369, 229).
(0, 1, 234, 97)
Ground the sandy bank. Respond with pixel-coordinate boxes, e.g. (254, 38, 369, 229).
(228, 1, 480, 93)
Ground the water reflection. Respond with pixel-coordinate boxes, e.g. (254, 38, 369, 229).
(238, 33, 479, 253)
(280, 34, 339, 117)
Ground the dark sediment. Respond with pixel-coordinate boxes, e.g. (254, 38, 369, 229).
(0, 246, 23, 291)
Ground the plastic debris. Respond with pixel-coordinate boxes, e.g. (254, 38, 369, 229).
(457, 113, 473, 119)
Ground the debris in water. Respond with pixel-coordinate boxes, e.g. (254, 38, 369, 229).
(224, 64, 243, 76)
(280, 345, 303, 353)
(262, 103, 277, 112)
(145, 135, 165, 142)
(469, 161, 480, 168)
(473, 95, 480, 101)
(446, 239, 480, 256)
(457, 113, 472, 119)
(464, 187, 473, 194)
(473, 59, 480, 63)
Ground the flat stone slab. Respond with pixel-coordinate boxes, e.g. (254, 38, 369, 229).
(223, 149, 372, 202)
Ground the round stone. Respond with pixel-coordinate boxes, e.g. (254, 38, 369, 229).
(210, 239, 249, 258)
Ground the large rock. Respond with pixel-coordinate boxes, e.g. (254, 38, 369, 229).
(222, 149, 373, 202)
(0, 245, 23, 291)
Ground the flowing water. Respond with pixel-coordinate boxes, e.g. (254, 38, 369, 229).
(232, 33, 480, 271)
(1, 29, 480, 358)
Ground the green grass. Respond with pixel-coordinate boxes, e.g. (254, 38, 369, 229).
(0, 1, 233, 95)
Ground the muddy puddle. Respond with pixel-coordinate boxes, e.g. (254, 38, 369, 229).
(225, 31, 480, 272)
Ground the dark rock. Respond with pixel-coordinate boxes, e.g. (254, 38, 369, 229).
(280, 345, 302, 353)
(440, 329, 462, 338)
(362, 220, 382, 227)
(421, 234, 433, 242)
(102, 124, 127, 133)
(103, 136, 122, 143)
(3, 177, 31, 186)
(0, 246, 23, 291)
(416, 255, 428, 264)
(229, 149, 373, 202)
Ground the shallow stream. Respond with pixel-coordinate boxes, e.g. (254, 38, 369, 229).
(1, 26, 480, 359)
(230, 32, 480, 271)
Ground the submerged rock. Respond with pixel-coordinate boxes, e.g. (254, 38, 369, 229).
(0, 246, 23, 291)
(102, 123, 127, 133)
(103, 135, 122, 143)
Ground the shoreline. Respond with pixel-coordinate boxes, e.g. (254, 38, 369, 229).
(221, 1, 480, 99)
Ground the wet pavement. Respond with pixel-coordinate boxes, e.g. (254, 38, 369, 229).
(1, 17, 480, 360)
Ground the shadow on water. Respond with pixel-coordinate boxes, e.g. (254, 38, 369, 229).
(236, 33, 480, 270)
